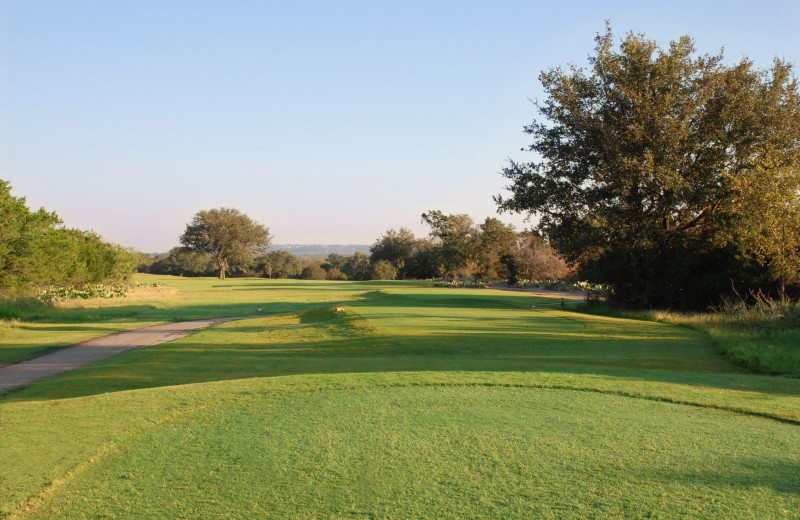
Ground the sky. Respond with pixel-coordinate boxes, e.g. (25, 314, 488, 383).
(1, 1, 799, 252)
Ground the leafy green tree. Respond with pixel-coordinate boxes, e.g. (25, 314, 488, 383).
(476, 218, 517, 279)
(342, 251, 373, 281)
(371, 260, 397, 280)
(1, 180, 65, 290)
(403, 239, 440, 279)
(370, 228, 417, 276)
(300, 262, 327, 280)
(733, 160, 800, 300)
(66, 231, 133, 283)
(180, 208, 271, 280)
(257, 250, 302, 279)
(496, 27, 800, 307)
(0, 180, 135, 293)
(149, 247, 215, 277)
(321, 253, 349, 273)
(325, 267, 348, 280)
(421, 210, 479, 279)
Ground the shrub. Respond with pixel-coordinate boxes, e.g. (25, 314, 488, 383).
(300, 264, 327, 280)
(514, 279, 608, 296)
(325, 267, 348, 281)
(371, 260, 397, 281)
(39, 284, 129, 302)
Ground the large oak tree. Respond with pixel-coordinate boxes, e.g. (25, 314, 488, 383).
(496, 27, 800, 307)
(180, 208, 271, 280)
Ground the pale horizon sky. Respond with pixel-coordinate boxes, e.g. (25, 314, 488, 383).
(2, 1, 799, 252)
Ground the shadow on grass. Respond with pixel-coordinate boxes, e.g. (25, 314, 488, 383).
(6, 288, 797, 404)
(643, 460, 800, 495)
(8, 334, 790, 404)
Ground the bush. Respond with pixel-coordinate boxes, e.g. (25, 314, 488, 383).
(39, 284, 129, 302)
(714, 297, 800, 331)
(514, 279, 608, 296)
(300, 264, 327, 280)
(0, 297, 52, 320)
(370, 260, 397, 281)
(434, 279, 488, 289)
(325, 267, 348, 281)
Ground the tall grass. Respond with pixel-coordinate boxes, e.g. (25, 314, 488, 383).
(577, 299, 800, 377)
(0, 297, 53, 320)
(0, 285, 176, 322)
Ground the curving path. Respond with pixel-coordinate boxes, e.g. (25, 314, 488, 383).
(0, 317, 250, 392)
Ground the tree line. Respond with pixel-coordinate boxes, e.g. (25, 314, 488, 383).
(0, 180, 136, 296)
(141, 206, 569, 283)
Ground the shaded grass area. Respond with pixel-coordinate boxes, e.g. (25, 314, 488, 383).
(6, 287, 741, 401)
(708, 327, 799, 376)
(575, 301, 800, 377)
(3, 373, 800, 519)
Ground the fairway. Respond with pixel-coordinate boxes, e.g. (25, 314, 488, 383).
(2, 276, 799, 519)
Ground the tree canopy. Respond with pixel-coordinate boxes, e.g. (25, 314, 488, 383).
(496, 27, 800, 307)
(180, 208, 271, 280)
(257, 250, 303, 279)
(369, 228, 417, 274)
(0, 179, 135, 294)
(421, 211, 479, 278)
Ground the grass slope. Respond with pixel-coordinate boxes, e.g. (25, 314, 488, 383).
(576, 301, 800, 377)
(0, 277, 358, 365)
(22, 381, 800, 520)
(1, 275, 799, 519)
(7, 287, 739, 401)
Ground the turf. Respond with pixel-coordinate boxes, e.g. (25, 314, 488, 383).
(0, 276, 360, 365)
(6, 286, 741, 401)
(573, 301, 800, 377)
(1, 275, 799, 519)
(20, 381, 800, 519)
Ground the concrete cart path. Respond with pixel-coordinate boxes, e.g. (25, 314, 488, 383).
(0, 317, 251, 392)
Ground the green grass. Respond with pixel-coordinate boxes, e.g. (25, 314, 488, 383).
(575, 300, 800, 377)
(8, 286, 742, 401)
(1, 275, 799, 519)
(0, 275, 358, 365)
(18, 379, 800, 520)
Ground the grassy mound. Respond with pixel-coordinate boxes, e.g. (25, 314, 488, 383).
(4, 374, 798, 519)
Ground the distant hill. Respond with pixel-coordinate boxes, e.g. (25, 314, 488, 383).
(268, 244, 371, 257)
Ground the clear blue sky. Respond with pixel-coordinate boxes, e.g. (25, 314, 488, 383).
(2, 1, 798, 251)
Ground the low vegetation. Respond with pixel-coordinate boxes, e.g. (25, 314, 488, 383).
(513, 279, 607, 295)
(38, 284, 130, 302)
(579, 298, 800, 377)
